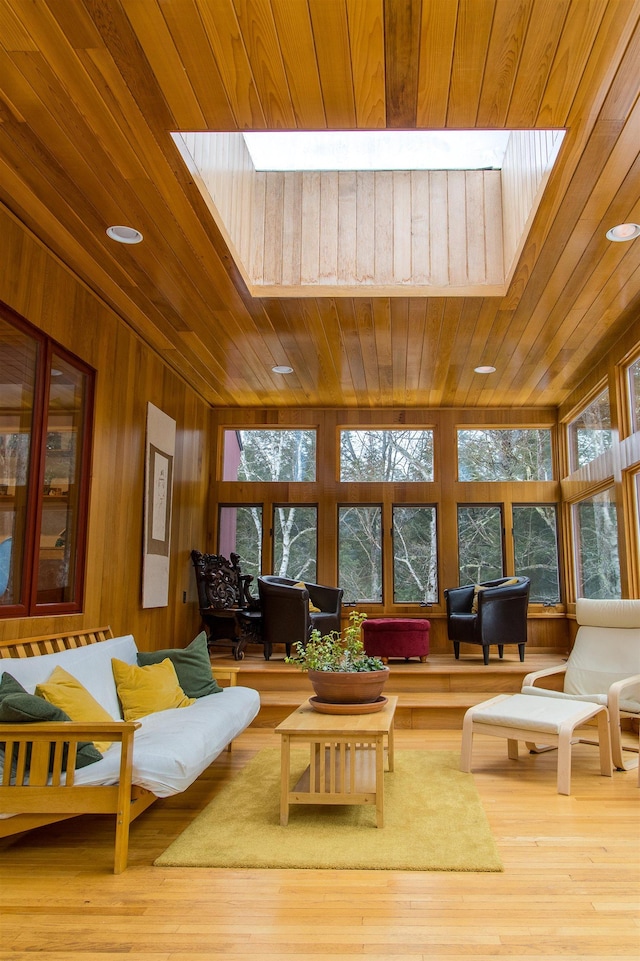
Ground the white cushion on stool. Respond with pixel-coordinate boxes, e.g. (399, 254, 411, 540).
(470, 693, 602, 734)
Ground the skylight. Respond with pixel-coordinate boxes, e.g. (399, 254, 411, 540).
(242, 130, 513, 172)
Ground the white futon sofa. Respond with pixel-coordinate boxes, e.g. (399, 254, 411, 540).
(0, 629, 260, 871)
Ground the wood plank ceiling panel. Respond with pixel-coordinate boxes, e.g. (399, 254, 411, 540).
(0, 0, 637, 411)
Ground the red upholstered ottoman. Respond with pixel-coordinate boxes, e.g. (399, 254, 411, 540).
(362, 618, 430, 664)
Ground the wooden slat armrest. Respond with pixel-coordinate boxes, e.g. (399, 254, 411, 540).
(522, 663, 567, 687)
(213, 664, 240, 686)
(0, 720, 140, 738)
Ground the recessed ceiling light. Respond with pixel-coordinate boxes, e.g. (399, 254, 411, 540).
(474, 365, 496, 374)
(606, 222, 640, 242)
(106, 225, 143, 244)
(272, 365, 293, 374)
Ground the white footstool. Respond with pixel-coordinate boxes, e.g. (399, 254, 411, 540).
(460, 693, 612, 795)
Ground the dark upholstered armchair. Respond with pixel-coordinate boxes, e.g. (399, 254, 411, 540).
(257, 575, 344, 661)
(444, 576, 530, 665)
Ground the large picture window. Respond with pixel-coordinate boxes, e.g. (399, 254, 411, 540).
(222, 429, 316, 481)
(0, 306, 93, 616)
(457, 428, 552, 481)
(338, 505, 382, 603)
(512, 504, 561, 603)
(568, 389, 613, 471)
(218, 505, 262, 580)
(392, 505, 438, 603)
(572, 488, 621, 598)
(273, 505, 317, 582)
(457, 505, 504, 584)
(340, 429, 434, 481)
(627, 357, 640, 433)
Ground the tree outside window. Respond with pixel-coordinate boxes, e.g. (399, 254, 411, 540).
(338, 505, 382, 603)
(628, 357, 640, 433)
(340, 429, 433, 481)
(273, 505, 317, 581)
(223, 429, 316, 481)
(568, 390, 613, 471)
(513, 504, 561, 603)
(218, 505, 262, 580)
(392, 505, 438, 602)
(573, 488, 621, 598)
(457, 505, 504, 585)
(457, 428, 552, 481)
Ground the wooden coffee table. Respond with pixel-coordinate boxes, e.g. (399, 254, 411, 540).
(275, 695, 397, 827)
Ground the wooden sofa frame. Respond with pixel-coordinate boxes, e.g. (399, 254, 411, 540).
(0, 626, 239, 873)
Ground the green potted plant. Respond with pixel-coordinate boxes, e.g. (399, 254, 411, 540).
(285, 611, 390, 708)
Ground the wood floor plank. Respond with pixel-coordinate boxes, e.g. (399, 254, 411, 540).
(0, 728, 638, 960)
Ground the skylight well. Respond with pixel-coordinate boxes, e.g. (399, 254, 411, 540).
(242, 130, 513, 172)
(173, 127, 565, 297)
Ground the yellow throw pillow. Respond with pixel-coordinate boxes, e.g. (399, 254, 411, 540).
(36, 665, 114, 753)
(471, 585, 486, 614)
(111, 657, 195, 722)
(472, 578, 520, 613)
(293, 581, 321, 613)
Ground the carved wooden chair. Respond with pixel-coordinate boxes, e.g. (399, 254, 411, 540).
(191, 550, 261, 660)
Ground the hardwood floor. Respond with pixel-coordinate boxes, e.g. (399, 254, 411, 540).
(1, 727, 638, 960)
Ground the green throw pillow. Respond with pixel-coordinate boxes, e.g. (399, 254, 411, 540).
(0, 671, 103, 770)
(136, 632, 223, 698)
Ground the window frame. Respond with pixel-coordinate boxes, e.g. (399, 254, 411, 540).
(0, 303, 94, 618)
(456, 503, 506, 586)
(567, 387, 613, 472)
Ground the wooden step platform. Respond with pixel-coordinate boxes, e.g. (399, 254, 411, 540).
(211, 650, 567, 730)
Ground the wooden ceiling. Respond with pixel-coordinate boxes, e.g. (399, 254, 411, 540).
(0, 0, 638, 410)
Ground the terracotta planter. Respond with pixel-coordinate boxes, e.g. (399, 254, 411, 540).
(307, 667, 390, 704)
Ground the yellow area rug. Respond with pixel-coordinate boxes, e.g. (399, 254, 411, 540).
(155, 749, 503, 871)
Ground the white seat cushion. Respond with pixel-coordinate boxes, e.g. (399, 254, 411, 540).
(470, 693, 605, 734)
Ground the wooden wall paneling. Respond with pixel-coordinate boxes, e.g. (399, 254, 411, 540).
(318, 172, 338, 285)
(429, 171, 449, 286)
(352, 299, 380, 402)
(119, 0, 207, 127)
(281, 171, 302, 288)
(466, 171, 486, 286)
(410, 172, 430, 285)
(505, 0, 570, 126)
(300, 171, 320, 286)
(383, 0, 421, 128)
(538, 0, 610, 127)
(415, 0, 458, 127)
(263, 171, 284, 286)
(404, 300, 429, 406)
(337, 171, 357, 284)
(0, 211, 209, 650)
(307, 0, 357, 128)
(475, 0, 531, 127)
(345, 0, 386, 128)
(393, 171, 412, 284)
(196, 0, 265, 126)
(355, 172, 375, 284)
(154, 0, 237, 129)
(374, 172, 394, 285)
(446, 0, 495, 127)
(269, 0, 326, 128)
(229, 0, 297, 129)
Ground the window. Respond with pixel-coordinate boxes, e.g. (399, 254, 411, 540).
(392, 506, 438, 603)
(568, 390, 613, 471)
(218, 505, 262, 580)
(222, 429, 316, 481)
(512, 505, 561, 603)
(338, 505, 382, 603)
(340, 429, 434, 481)
(457, 505, 504, 584)
(627, 357, 640, 433)
(572, 488, 621, 598)
(273, 505, 317, 581)
(0, 307, 93, 616)
(457, 428, 552, 480)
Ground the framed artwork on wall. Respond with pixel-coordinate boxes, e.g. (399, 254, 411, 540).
(142, 403, 175, 608)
